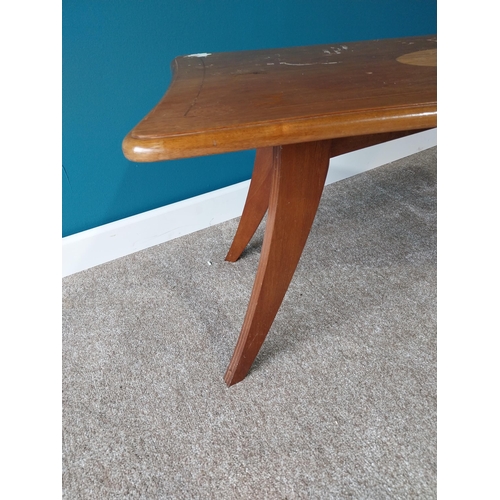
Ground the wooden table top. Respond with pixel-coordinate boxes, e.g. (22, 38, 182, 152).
(123, 36, 436, 162)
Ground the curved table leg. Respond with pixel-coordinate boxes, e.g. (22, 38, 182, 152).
(225, 147, 274, 262)
(224, 140, 331, 386)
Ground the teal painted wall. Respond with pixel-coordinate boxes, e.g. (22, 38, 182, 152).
(62, 0, 436, 237)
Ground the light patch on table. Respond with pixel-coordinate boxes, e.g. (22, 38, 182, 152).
(396, 48, 437, 67)
(185, 53, 212, 58)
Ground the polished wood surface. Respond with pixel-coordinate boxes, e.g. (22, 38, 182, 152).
(122, 36, 437, 386)
(225, 147, 274, 262)
(123, 36, 436, 162)
(224, 140, 332, 386)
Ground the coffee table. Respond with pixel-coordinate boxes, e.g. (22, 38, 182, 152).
(123, 36, 437, 386)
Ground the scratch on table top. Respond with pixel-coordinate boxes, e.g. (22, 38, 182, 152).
(184, 58, 206, 116)
(330, 45, 349, 54)
(279, 61, 340, 66)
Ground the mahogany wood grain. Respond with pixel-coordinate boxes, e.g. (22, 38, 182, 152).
(123, 36, 436, 162)
(225, 147, 274, 262)
(224, 140, 332, 386)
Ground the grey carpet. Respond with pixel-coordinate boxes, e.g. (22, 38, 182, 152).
(62, 147, 437, 499)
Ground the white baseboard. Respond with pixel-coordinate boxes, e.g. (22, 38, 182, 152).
(62, 128, 436, 277)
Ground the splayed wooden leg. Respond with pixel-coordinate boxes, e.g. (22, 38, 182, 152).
(224, 140, 331, 386)
(226, 130, 424, 263)
(225, 147, 274, 262)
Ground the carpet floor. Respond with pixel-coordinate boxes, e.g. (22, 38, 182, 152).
(63, 147, 437, 499)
